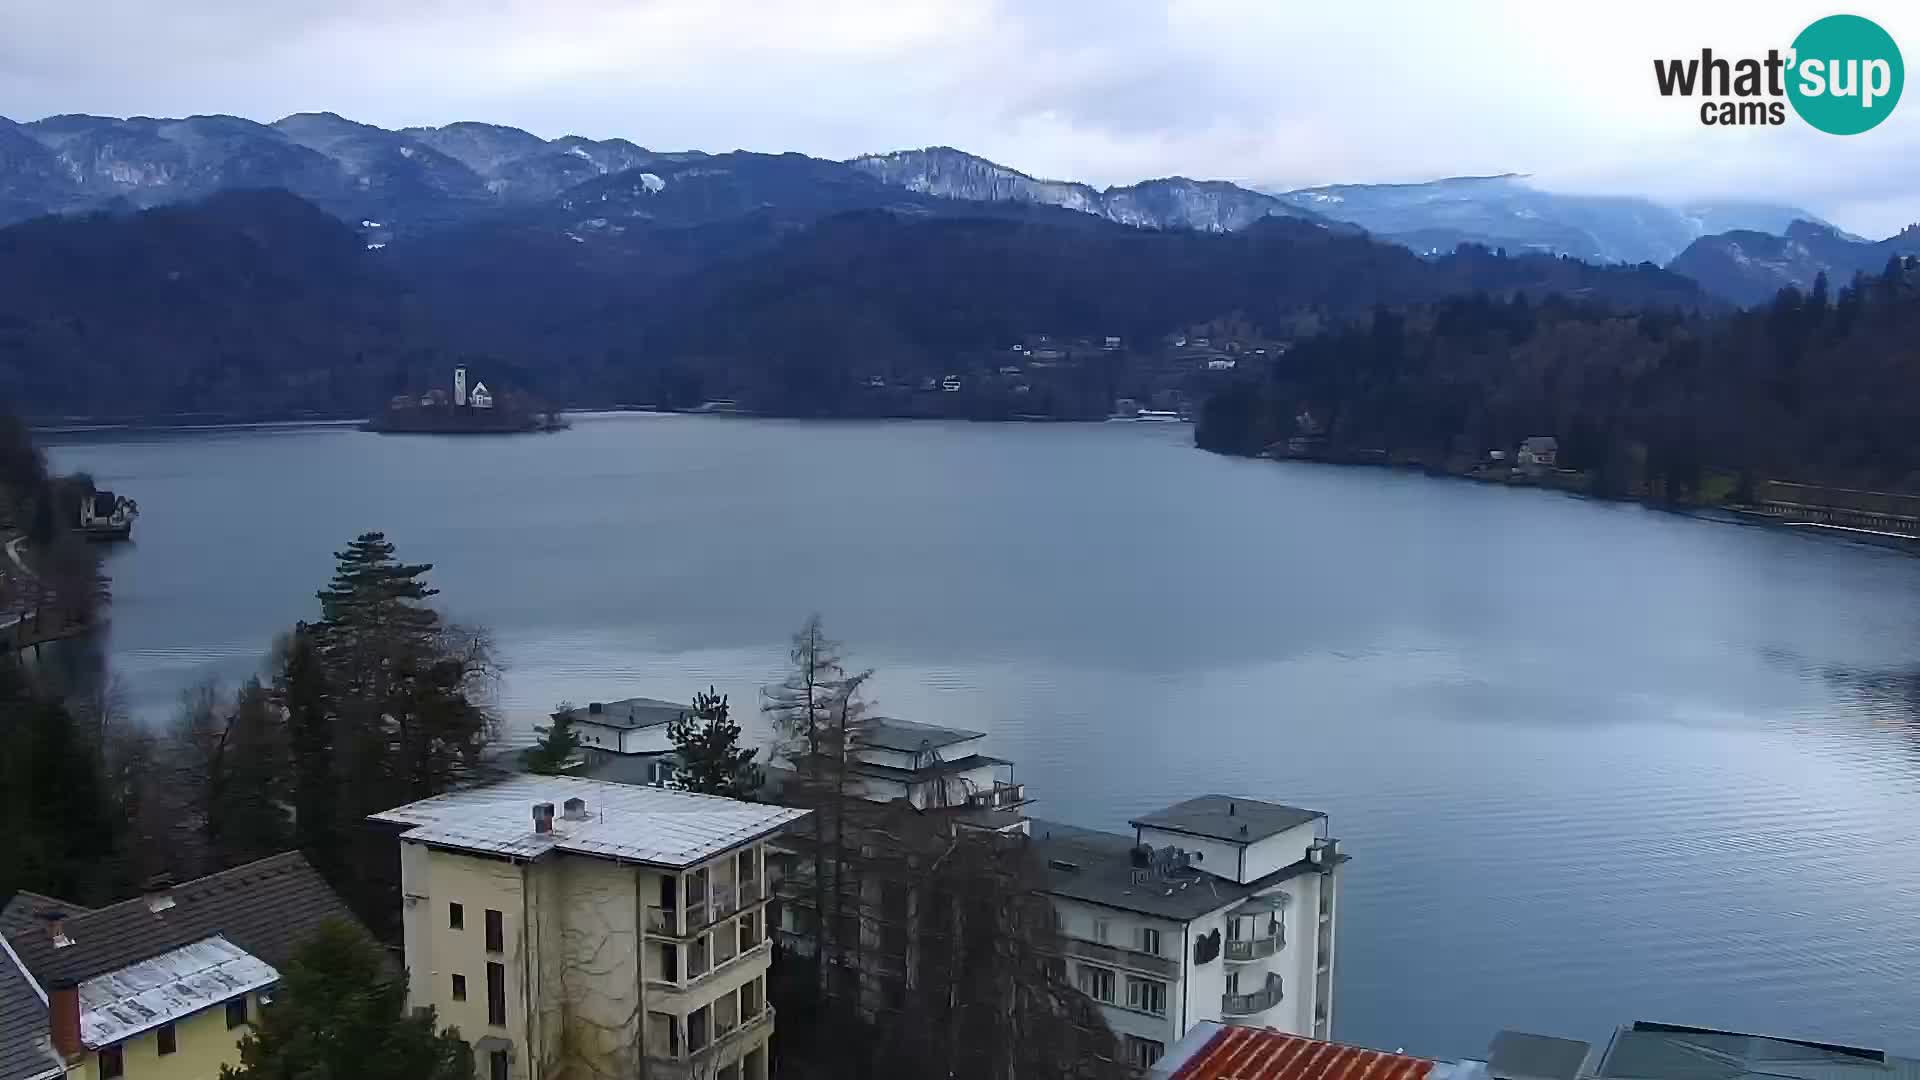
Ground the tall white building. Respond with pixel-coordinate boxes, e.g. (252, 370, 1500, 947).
(454, 366, 468, 407)
(372, 776, 809, 1080)
(1032, 795, 1344, 1071)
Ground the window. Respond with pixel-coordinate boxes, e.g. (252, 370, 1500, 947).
(1225, 970, 1240, 995)
(687, 867, 709, 908)
(99, 1046, 124, 1079)
(739, 910, 759, 952)
(688, 1004, 711, 1053)
(1125, 1036, 1166, 1068)
(486, 962, 507, 1026)
(1126, 976, 1167, 1016)
(742, 975, 762, 1017)
(452, 973, 467, 1001)
(484, 909, 504, 953)
(157, 1021, 177, 1054)
(1226, 917, 1244, 942)
(739, 848, 758, 883)
(1139, 927, 1161, 955)
(1092, 918, 1110, 943)
(660, 942, 679, 982)
(227, 995, 249, 1029)
(1053, 907, 1065, 933)
(449, 902, 464, 930)
(1076, 964, 1115, 1003)
(490, 1048, 510, 1080)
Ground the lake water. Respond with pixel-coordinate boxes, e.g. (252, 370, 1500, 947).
(46, 414, 1920, 1060)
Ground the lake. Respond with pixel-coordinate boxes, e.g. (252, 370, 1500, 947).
(45, 413, 1920, 1060)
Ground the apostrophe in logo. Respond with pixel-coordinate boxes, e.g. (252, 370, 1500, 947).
(1652, 13, 1903, 134)
(1787, 14, 1903, 134)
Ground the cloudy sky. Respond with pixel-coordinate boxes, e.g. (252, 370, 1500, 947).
(2, 0, 1915, 236)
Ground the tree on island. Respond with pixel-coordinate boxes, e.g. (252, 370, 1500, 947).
(522, 701, 583, 775)
(668, 687, 762, 798)
(222, 919, 473, 1080)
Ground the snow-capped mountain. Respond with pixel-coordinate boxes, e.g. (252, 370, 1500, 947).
(1668, 219, 1920, 305)
(847, 147, 1330, 232)
(1271, 174, 1824, 266)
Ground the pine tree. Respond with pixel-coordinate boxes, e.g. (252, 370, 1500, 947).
(522, 702, 582, 775)
(223, 919, 473, 1080)
(274, 624, 339, 881)
(667, 687, 762, 798)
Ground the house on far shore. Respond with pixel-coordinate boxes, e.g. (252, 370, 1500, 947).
(554, 697, 690, 786)
(0, 853, 370, 1080)
(1517, 435, 1559, 474)
(470, 383, 494, 410)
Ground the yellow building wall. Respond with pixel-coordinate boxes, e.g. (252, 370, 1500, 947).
(400, 843, 532, 1078)
(77, 997, 254, 1080)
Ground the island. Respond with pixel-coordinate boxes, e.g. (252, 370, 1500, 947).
(365, 366, 568, 434)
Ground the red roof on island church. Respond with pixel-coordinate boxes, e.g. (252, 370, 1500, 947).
(1164, 1027, 1437, 1080)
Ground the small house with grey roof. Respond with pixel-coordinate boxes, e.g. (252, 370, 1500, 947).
(0, 852, 368, 1080)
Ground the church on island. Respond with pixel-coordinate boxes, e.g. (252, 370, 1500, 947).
(367, 367, 564, 434)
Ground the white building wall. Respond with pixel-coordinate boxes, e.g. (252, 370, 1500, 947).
(620, 727, 673, 756)
(1133, 821, 1319, 885)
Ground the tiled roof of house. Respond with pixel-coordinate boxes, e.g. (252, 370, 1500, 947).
(1155, 1024, 1437, 1080)
(0, 931, 62, 1080)
(371, 775, 810, 867)
(0, 852, 364, 989)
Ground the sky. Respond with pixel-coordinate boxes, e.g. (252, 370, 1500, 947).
(1, 0, 1916, 236)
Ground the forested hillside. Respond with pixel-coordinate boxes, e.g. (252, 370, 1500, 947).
(1197, 259, 1920, 496)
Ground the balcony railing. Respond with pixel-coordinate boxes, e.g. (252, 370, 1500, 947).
(1222, 977, 1283, 1017)
(649, 940, 773, 993)
(967, 782, 1028, 811)
(1223, 928, 1283, 962)
(646, 1007, 775, 1080)
(1060, 936, 1177, 978)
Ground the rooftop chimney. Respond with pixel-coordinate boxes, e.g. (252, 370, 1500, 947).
(48, 980, 80, 1059)
(1228, 801, 1236, 816)
(561, 796, 588, 822)
(588, 702, 604, 714)
(532, 802, 556, 834)
(144, 872, 177, 913)
(39, 911, 72, 948)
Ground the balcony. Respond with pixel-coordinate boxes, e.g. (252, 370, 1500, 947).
(647, 1006, 775, 1080)
(647, 906, 676, 935)
(1224, 928, 1283, 963)
(649, 940, 773, 995)
(713, 883, 738, 917)
(1060, 936, 1177, 979)
(967, 782, 1029, 811)
(1222, 976, 1283, 1017)
(738, 878, 762, 906)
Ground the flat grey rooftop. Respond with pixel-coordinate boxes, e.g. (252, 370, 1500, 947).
(561, 697, 687, 730)
(1130, 794, 1323, 844)
(1596, 1023, 1920, 1080)
(1030, 818, 1328, 921)
(371, 775, 809, 868)
(861, 716, 985, 754)
(1489, 1030, 1592, 1080)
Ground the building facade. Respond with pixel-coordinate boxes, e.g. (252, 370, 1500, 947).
(1033, 795, 1345, 1071)
(372, 775, 809, 1080)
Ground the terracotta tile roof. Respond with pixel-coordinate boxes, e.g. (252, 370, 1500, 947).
(1168, 1027, 1437, 1080)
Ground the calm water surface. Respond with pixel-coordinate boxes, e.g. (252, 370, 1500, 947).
(46, 415, 1920, 1059)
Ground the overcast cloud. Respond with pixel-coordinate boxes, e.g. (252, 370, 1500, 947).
(1, 0, 1915, 236)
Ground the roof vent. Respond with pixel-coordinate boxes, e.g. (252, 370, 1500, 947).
(1047, 858, 1079, 873)
(588, 702, 604, 714)
(1228, 801, 1236, 816)
(561, 796, 588, 821)
(40, 911, 73, 948)
(143, 873, 177, 913)
(532, 802, 556, 834)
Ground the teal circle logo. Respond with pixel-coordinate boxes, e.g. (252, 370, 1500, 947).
(1788, 14, 1903, 134)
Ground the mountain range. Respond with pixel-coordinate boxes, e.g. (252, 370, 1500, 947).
(0, 111, 1885, 290)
